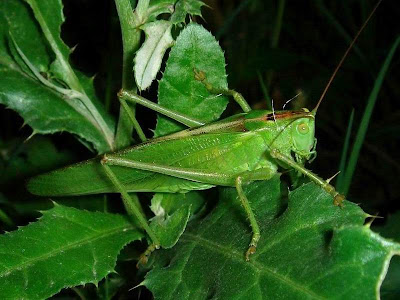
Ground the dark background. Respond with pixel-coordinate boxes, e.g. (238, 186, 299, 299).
(0, 0, 399, 296)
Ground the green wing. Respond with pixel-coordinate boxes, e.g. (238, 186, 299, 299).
(28, 131, 266, 196)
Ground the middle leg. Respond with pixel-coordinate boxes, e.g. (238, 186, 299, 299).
(235, 167, 276, 261)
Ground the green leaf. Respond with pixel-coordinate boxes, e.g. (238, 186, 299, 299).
(149, 192, 205, 248)
(0, 64, 112, 153)
(24, 0, 82, 92)
(144, 179, 400, 299)
(154, 23, 228, 136)
(150, 201, 191, 249)
(0, 0, 49, 83)
(134, 20, 174, 90)
(0, 204, 142, 300)
(0, 0, 50, 72)
(25, 0, 116, 152)
(170, 0, 205, 24)
(0, 0, 115, 153)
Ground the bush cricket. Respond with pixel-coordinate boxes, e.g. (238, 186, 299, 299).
(28, 0, 382, 264)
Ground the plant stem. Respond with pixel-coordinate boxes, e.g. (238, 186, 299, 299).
(114, 0, 146, 149)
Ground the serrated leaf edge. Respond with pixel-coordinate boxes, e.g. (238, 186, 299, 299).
(0, 204, 142, 281)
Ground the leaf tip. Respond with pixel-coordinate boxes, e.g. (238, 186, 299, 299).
(129, 280, 145, 292)
(50, 200, 60, 207)
(24, 130, 38, 143)
(70, 44, 78, 54)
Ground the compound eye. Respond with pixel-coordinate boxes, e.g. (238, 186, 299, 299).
(297, 123, 309, 134)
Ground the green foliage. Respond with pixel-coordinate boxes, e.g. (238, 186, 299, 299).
(149, 191, 206, 249)
(150, 195, 192, 248)
(0, 0, 115, 153)
(133, 0, 207, 91)
(0, 0, 399, 299)
(144, 179, 400, 299)
(0, 204, 142, 299)
(155, 23, 228, 136)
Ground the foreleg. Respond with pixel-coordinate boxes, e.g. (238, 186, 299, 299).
(270, 148, 345, 206)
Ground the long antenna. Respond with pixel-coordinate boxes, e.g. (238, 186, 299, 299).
(312, 0, 383, 113)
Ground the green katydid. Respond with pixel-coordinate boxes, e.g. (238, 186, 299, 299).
(27, 1, 381, 264)
(29, 87, 330, 262)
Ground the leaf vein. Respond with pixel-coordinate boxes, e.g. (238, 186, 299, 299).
(0, 224, 135, 278)
(182, 233, 325, 299)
